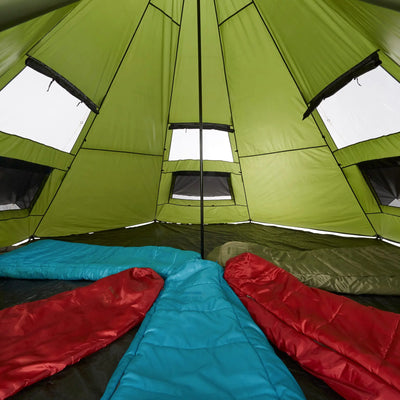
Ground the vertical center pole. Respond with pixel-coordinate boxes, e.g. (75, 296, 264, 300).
(197, 0, 204, 258)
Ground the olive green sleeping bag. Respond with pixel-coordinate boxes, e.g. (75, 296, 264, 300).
(208, 241, 400, 294)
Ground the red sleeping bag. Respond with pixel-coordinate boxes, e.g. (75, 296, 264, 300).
(224, 252, 400, 400)
(0, 268, 164, 399)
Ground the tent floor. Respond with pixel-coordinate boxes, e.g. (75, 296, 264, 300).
(1, 221, 400, 399)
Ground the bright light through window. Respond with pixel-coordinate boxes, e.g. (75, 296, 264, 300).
(0, 67, 91, 153)
(317, 66, 400, 149)
(169, 129, 234, 162)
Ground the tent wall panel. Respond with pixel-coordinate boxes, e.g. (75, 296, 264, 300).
(0, 0, 80, 32)
(0, 5, 75, 80)
(342, 165, 381, 214)
(36, 150, 162, 237)
(200, 0, 232, 125)
(328, 0, 400, 66)
(219, 5, 326, 157)
(0, 210, 29, 223)
(169, 0, 231, 125)
(0, 216, 41, 247)
(162, 160, 241, 174)
(335, 133, 400, 167)
(83, 6, 178, 155)
(157, 203, 249, 224)
(230, 172, 247, 206)
(241, 148, 376, 235)
(254, 0, 377, 102)
(151, 0, 183, 24)
(368, 213, 400, 243)
(29, 0, 149, 107)
(168, 0, 198, 123)
(0, 132, 73, 170)
(30, 169, 66, 216)
(215, 0, 251, 24)
(157, 172, 173, 205)
(381, 206, 400, 217)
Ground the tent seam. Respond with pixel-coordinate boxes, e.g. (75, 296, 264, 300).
(218, 2, 252, 26)
(153, 0, 185, 221)
(253, 0, 378, 236)
(81, 147, 163, 157)
(213, 0, 251, 222)
(239, 145, 327, 159)
(149, 2, 180, 26)
(32, 1, 153, 237)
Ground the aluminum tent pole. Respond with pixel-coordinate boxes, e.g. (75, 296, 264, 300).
(197, 0, 205, 258)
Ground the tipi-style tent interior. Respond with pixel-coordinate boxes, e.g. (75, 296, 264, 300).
(1, 0, 400, 399)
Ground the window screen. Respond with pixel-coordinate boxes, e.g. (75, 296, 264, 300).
(171, 171, 232, 200)
(359, 157, 400, 207)
(0, 157, 51, 211)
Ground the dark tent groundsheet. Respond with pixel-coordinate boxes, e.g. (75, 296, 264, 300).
(1, 222, 400, 400)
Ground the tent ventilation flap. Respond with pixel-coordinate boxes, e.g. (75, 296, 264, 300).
(26, 57, 99, 114)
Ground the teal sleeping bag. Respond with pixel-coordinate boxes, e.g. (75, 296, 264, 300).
(102, 260, 305, 399)
(0, 239, 200, 280)
(0, 240, 305, 399)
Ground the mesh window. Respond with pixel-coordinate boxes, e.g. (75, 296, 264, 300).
(0, 157, 52, 211)
(359, 157, 400, 207)
(172, 172, 232, 200)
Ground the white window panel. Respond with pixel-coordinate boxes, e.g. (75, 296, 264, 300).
(172, 194, 232, 200)
(0, 204, 20, 211)
(317, 66, 400, 149)
(0, 67, 91, 152)
(389, 199, 400, 207)
(169, 128, 234, 162)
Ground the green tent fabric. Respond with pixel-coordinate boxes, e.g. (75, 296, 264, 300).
(0, 0, 400, 247)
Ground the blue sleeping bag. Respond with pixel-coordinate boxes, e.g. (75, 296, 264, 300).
(0, 240, 305, 400)
(0, 239, 201, 280)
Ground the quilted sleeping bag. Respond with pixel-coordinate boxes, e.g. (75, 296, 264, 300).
(102, 257, 306, 400)
(224, 252, 400, 400)
(0, 267, 164, 399)
(0, 240, 306, 400)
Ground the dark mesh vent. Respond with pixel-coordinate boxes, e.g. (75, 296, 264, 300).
(359, 157, 400, 207)
(0, 157, 52, 211)
(172, 171, 232, 200)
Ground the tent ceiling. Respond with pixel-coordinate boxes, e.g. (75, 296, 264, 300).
(0, 0, 400, 247)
